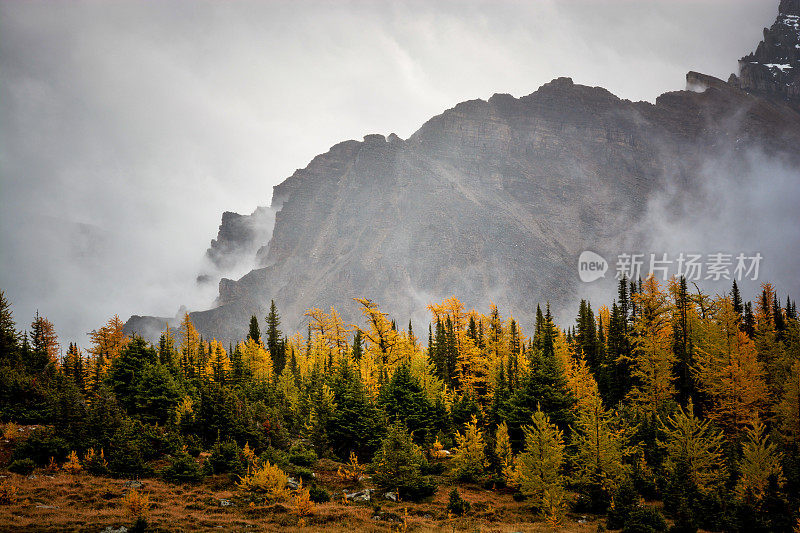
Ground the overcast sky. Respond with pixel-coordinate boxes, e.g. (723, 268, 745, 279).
(0, 0, 780, 344)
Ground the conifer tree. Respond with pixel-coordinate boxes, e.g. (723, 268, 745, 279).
(266, 300, 285, 374)
(352, 329, 363, 361)
(507, 318, 521, 391)
(743, 302, 756, 338)
(773, 293, 786, 341)
(328, 359, 384, 460)
(208, 339, 230, 384)
(515, 406, 567, 517)
(775, 360, 800, 443)
(605, 301, 632, 406)
(372, 421, 436, 501)
(670, 276, 695, 407)
(178, 313, 200, 380)
(734, 418, 784, 504)
(627, 276, 675, 421)
(495, 420, 514, 485)
(30, 311, 59, 371)
(0, 291, 19, 363)
(452, 414, 488, 481)
(694, 297, 767, 435)
(238, 337, 273, 382)
(379, 363, 440, 447)
(248, 315, 261, 344)
(533, 304, 545, 350)
(503, 305, 575, 449)
(571, 395, 627, 510)
(109, 337, 158, 413)
(659, 400, 725, 496)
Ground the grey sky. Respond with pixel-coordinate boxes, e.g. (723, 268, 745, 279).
(0, 0, 779, 344)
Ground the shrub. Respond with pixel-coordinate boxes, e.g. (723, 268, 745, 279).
(293, 479, 314, 523)
(309, 485, 330, 503)
(451, 415, 488, 482)
(3, 422, 19, 441)
(122, 488, 150, 518)
(204, 439, 247, 476)
(236, 460, 289, 501)
(668, 498, 698, 533)
(286, 465, 314, 482)
(0, 482, 19, 505)
(182, 433, 203, 457)
(8, 458, 35, 476)
(107, 423, 152, 478)
(372, 422, 437, 501)
(62, 450, 82, 475)
(420, 461, 445, 475)
(83, 448, 109, 476)
(607, 480, 640, 530)
(259, 446, 290, 469)
(447, 488, 471, 516)
(288, 444, 317, 467)
(337, 451, 365, 483)
(160, 452, 203, 483)
(621, 508, 667, 533)
(11, 427, 68, 465)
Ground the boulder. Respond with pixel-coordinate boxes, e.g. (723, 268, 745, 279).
(343, 488, 373, 502)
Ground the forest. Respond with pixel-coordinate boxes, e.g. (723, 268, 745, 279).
(0, 276, 798, 532)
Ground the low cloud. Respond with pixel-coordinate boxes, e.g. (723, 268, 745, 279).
(0, 0, 781, 342)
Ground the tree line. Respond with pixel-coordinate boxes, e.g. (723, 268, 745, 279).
(0, 276, 798, 531)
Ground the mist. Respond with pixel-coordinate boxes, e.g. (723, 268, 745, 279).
(0, 0, 781, 344)
(571, 145, 800, 325)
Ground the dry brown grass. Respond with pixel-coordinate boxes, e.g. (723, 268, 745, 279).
(0, 462, 605, 532)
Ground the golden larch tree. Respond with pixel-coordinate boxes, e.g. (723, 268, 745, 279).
(627, 276, 675, 419)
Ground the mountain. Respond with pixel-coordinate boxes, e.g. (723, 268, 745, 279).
(731, 0, 800, 110)
(125, 2, 800, 344)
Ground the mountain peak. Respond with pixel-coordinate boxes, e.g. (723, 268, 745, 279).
(731, 0, 800, 110)
(780, 0, 800, 16)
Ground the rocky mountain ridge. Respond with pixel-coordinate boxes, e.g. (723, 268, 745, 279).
(125, 3, 800, 344)
(731, 0, 800, 110)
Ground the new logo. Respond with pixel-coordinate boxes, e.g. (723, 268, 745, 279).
(578, 251, 608, 282)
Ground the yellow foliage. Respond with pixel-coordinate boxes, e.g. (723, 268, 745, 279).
(734, 418, 784, 504)
(83, 448, 108, 472)
(776, 361, 800, 442)
(237, 460, 289, 501)
(175, 396, 194, 426)
(495, 421, 515, 486)
(694, 297, 768, 435)
(564, 353, 600, 414)
(306, 306, 352, 362)
(206, 338, 231, 383)
(452, 415, 489, 481)
(293, 479, 314, 522)
(46, 456, 59, 473)
(354, 298, 403, 376)
(659, 400, 726, 495)
(238, 337, 274, 382)
(0, 481, 19, 505)
(2, 422, 18, 441)
(62, 450, 82, 475)
(628, 275, 675, 419)
(337, 451, 365, 483)
(122, 489, 150, 518)
(88, 315, 129, 379)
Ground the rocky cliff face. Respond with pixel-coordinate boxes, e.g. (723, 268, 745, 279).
(126, 3, 800, 344)
(732, 0, 800, 110)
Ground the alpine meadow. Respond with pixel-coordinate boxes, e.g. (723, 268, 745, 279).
(1, 1, 800, 532)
